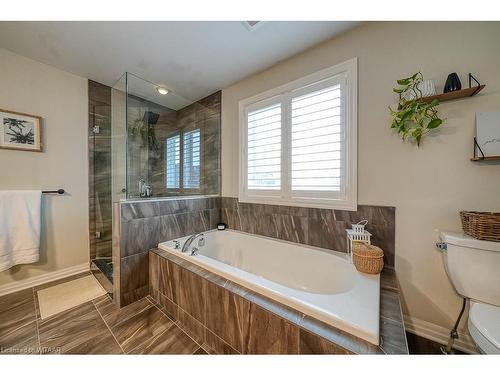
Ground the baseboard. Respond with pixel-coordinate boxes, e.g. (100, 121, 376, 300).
(404, 314, 478, 354)
(0, 262, 90, 297)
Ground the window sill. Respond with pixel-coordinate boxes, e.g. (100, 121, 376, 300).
(238, 195, 357, 211)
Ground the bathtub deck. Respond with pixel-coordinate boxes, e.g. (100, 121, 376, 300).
(150, 248, 408, 354)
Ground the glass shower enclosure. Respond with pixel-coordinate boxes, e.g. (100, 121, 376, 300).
(90, 72, 221, 294)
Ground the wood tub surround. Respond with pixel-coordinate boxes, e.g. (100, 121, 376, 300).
(149, 250, 408, 354)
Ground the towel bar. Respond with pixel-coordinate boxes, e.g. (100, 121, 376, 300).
(42, 189, 65, 195)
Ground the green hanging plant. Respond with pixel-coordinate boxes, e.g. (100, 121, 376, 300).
(389, 72, 444, 146)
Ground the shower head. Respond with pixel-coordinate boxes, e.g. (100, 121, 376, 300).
(143, 111, 160, 125)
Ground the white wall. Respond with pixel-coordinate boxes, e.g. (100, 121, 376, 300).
(0, 48, 89, 285)
(222, 22, 500, 330)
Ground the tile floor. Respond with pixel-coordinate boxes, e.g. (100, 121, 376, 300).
(0, 273, 206, 354)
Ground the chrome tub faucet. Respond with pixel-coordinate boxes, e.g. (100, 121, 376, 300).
(181, 233, 205, 255)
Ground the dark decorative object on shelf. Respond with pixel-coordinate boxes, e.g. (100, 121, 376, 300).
(444, 72, 462, 93)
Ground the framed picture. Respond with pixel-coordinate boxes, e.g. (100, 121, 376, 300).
(476, 111, 500, 157)
(0, 108, 43, 152)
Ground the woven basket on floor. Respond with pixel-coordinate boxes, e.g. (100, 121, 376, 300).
(352, 241, 384, 274)
(460, 211, 500, 242)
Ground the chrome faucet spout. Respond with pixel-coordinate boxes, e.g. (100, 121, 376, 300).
(181, 233, 204, 253)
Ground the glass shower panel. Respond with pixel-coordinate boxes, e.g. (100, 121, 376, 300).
(111, 74, 127, 203)
(91, 72, 221, 297)
(89, 81, 114, 294)
(93, 115, 112, 262)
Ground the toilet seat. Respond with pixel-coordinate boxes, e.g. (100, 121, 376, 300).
(468, 301, 500, 354)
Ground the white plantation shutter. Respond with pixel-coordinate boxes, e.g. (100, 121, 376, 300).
(183, 129, 201, 189)
(239, 58, 357, 210)
(165, 129, 201, 190)
(246, 102, 281, 191)
(291, 81, 344, 193)
(166, 134, 180, 189)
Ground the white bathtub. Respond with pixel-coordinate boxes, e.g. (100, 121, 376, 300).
(158, 229, 380, 344)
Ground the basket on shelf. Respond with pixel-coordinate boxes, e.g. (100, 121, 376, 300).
(352, 241, 384, 274)
(460, 211, 500, 242)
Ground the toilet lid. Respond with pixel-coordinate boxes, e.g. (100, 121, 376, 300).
(469, 301, 500, 353)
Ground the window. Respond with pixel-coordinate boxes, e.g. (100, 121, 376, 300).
(183, 129, 201, 189)
(165, 128, 201, 191)
(239, 58, 357, 210)
(166, 134, 180, 189)
(247, 103, 281, 190)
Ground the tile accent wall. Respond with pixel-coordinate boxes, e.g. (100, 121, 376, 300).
(114, 197, 220, 307)
(220, 197, 396, 266)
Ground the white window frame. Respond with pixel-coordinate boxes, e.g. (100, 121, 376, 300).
(238, 57, 357, 210)
(165, 127, 203, 194)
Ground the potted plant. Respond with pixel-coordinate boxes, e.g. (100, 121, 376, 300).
(389, 72, 444, 146)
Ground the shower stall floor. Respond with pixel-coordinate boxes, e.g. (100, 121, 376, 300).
(91, 258, 113, 295)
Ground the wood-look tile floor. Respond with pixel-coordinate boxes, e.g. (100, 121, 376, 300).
(0, 273, 205, 355)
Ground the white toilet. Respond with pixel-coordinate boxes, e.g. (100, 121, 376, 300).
(439, 232, 500, 354)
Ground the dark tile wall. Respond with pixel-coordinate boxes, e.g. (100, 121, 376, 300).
(220, 197, 396, 267)
(115, 197, 220, 307)
(88, 80, 112, 261)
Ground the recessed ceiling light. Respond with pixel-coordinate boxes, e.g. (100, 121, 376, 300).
(157, 87, 169, 95)
(242, 21, 265, 32)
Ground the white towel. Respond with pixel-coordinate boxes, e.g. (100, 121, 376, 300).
(0, 190, 41, 272)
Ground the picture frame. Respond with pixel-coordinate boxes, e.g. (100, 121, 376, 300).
(476, 111, 500, 157)
(0, 108, 43, 152)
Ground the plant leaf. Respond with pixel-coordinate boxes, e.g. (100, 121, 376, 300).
(390, 73, 443, 147)
(427, 118, 442, 129)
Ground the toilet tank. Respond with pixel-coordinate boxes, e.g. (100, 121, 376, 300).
(440, 232, 500, 307)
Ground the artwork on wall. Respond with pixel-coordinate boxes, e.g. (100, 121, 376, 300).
(476, 111, 500, 157)
(0, 108, 42, 152)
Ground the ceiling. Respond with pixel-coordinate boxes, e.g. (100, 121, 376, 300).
(0, 21, 360, 102)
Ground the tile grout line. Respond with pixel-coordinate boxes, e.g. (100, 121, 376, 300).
(92, 298, 126, 354)
(192, 344, 203, 354)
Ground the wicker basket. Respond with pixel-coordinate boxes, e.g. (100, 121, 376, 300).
(352, 242, 384, 274)
(460, 211, 500, 242)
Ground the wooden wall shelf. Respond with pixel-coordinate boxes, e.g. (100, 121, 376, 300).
(471, 156, 500, 162)
(416, 85, 485, 104)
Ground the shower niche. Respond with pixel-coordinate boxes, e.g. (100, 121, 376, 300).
(88, 72, 221, 295)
